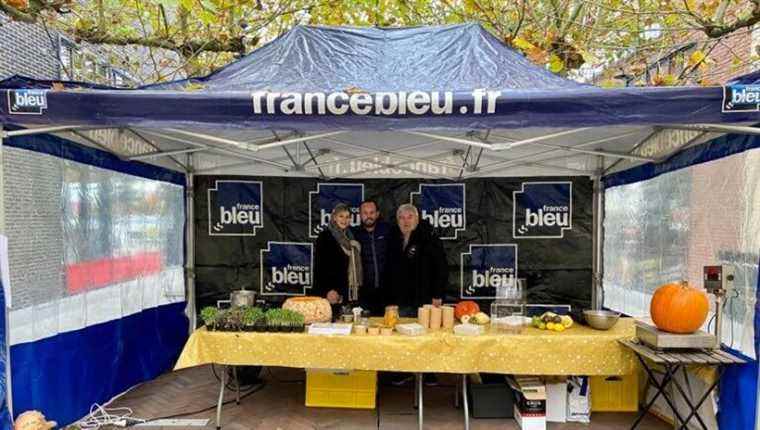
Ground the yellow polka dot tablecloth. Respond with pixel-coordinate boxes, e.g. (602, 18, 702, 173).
(175, 318, 636, 376)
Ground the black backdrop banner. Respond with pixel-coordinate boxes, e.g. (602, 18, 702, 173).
(194, 175, 593, 311)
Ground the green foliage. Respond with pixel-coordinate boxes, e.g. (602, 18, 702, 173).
(241, 306, 265, 325)
(265, 308, 285, 326)
(200, 306, 218, 325)
(265, 308, 305, 326)
(2, 0, 757, 85)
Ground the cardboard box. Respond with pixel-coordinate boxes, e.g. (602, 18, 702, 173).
(509, 376, 546, 430)
(544, 377, 568, 423)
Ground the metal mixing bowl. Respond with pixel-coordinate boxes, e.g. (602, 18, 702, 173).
(583, 310, 620, 330)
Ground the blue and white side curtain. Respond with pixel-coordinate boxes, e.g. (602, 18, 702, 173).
(1, 130, 187, 426)
(603, 131, 760, 430)
(0, 277, 11, 430)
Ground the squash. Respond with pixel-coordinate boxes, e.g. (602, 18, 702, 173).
(650, 281, 709, 334)
(454, 301, 480, 321)
(282, 296, 332, 324)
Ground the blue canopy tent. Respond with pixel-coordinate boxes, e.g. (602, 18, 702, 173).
(0, 23, 757, 427)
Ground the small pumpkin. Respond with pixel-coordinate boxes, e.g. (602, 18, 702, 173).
(650, 281, 709, 334)
(454, 301, 480, 321)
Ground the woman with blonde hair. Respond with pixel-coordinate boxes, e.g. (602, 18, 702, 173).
(314, 203, 363, 306)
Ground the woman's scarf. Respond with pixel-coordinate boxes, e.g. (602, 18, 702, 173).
(328, 221, 363, 302)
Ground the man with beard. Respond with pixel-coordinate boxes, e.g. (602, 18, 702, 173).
(351, 199, 391, 315)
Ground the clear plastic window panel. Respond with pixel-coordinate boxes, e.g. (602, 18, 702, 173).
(603, 148, 759, 358)
(4, 147, 184, 345)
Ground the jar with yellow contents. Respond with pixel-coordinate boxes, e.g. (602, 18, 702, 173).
(383, 305, 399, 328)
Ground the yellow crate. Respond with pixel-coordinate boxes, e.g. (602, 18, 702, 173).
(305, 369, 377, 409)
(590, 371, 639, 412)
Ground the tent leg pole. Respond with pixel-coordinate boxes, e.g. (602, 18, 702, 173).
(592, 156, 605, 310)
(216, 365, 226, 430)
(0, 126, 12, 421)
(185, 155, 196, 334)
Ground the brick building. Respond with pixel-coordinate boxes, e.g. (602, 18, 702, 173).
(586, 24, 758, 86)
(0, 11, 137, 85)
(0, 12, 60, 80)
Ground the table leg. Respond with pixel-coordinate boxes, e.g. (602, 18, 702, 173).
(233, 366, 241, 405)
(414, 374, 419, 409)
(631, 356, 668, 429)
(462, 375, 470, 430)
(656, 365, 688, 429)
(632, 355, 683, 430)
(417, 373, 423, 430)
(669, 370, 709, 430)
(677, 367, 724, 430)
(216, 365, 227, 430)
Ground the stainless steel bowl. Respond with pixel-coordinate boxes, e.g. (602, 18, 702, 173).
(583, 310, 620, 330)
(230, 289, 256, 308)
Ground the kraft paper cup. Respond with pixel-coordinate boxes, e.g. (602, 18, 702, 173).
(430, 306, 442, 330)
(418, 307, 431, 328)
(353, 325, 367, 335)
(368, 326, 380, 336)
(442, 306, 455, 329)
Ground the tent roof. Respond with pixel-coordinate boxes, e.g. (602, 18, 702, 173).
(1, 23, 757, 131)
(728, 69, 760, 85)
(0, 24, 758, 179)
(146, 24, 588, 92)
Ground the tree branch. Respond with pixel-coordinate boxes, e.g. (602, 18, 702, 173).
(0, 2, 36, 23)
(701, 1, 760, 38)
(72, 28, 249, 56)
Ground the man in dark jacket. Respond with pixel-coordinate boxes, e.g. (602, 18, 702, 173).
(352, 199, 390, 315)
(384, 203, 448, 387)
(385, 203, 447, 316)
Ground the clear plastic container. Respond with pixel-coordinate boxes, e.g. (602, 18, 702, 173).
(396, 323, 426, 336)
(491, 315, 531, 334)
(453, 323, 484, 336)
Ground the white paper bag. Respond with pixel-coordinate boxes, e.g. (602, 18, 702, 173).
(566, 376, 590, 423)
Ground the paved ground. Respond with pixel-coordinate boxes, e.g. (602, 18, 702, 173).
(106, 365, 671, 429)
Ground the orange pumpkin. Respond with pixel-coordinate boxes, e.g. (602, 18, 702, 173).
(454, 301, 480, 320)
(650, 281, 709, 334)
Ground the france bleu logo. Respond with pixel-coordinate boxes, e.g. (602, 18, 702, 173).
(207, 180, 263, 236)
(8, 90, 48, 115)
(513, 182, 572, 239)
(460, 244, 518, 299)
(308, 183, 364, 238)
(410, 183, 466, 240)
(722, 84, 760, 112)
(260, 242, 313, 296)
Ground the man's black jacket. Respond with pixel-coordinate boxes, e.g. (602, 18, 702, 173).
(384, 220, 448, 309)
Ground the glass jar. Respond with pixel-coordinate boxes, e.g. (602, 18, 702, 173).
(384, 305, 399, 327)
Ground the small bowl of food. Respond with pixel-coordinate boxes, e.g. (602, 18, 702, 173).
(583, 310, 620, 330)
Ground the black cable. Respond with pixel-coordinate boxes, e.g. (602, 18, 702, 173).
(707, 291, 735, 343)
(707, 313, 717, 333)
(728, 289, 739, 348)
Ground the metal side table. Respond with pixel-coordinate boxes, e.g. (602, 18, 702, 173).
(620, 339, 746, 430)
